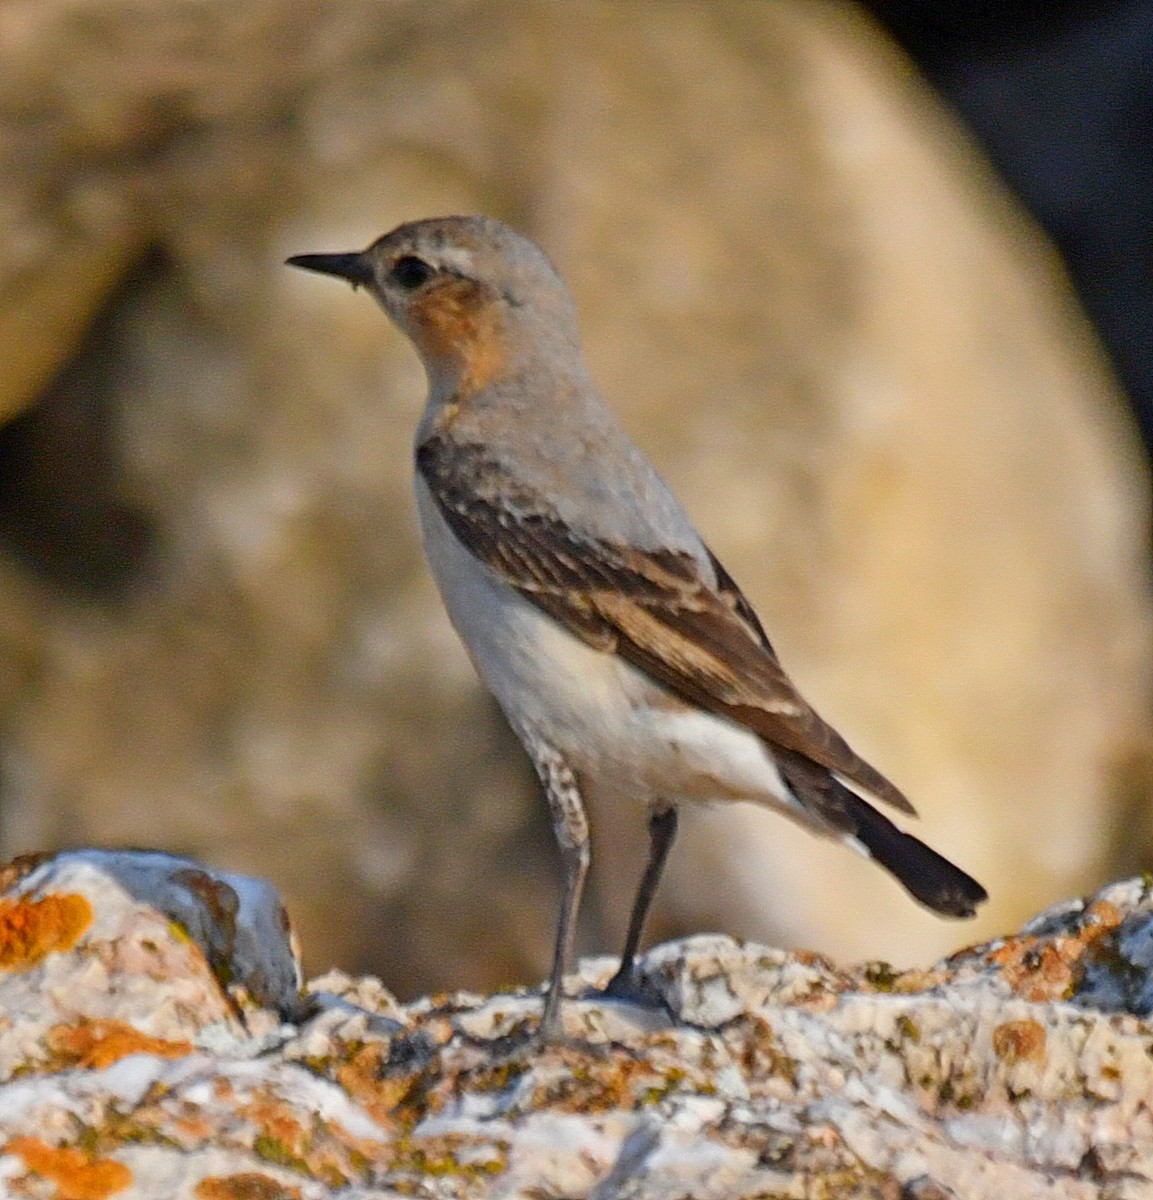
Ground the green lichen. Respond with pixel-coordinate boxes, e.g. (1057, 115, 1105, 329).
(863, 961, 899, 992)
(76, 1112, 182, 1156)
(253, 1133, 309, 1175)
(468, 1059, 528, 1094)
(389, 1135, 507, 1180)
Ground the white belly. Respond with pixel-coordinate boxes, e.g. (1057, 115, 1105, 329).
(414, 478, 799, 815)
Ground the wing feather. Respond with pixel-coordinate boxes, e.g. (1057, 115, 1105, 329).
(417, 434, 915, 815)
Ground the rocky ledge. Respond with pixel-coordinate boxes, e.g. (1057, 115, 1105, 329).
(0, 850, 1149, 1198)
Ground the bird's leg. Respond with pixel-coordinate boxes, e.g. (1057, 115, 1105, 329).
(529, 740, 590, 1043)
(603, 805, 678, 1005)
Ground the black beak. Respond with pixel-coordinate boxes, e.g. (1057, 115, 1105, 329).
(285, 251, 374, 289)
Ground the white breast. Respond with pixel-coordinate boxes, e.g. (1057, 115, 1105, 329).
(414, 476, 637, 746)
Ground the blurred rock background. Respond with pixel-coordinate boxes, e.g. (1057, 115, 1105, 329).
(0, 0, 1149, 997)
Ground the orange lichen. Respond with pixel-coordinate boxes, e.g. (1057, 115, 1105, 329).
(172, 1110, 215, 1142)
(0, 892, 93, 970)
(987, 899, 1124, 1002)
(46, 1019, 193, 1070)
(195, 1173, 302, 1200)
(236, 1080, 392, 1186)
(241, 1096, 306, 1157)
(522, 1045, 666, 1113)
(988, 938, 1078, 1002)
(993, 1018, 1047, 1064)
(335, 1043, 403, 1129)
(241, 1092, 362, 1185)
(3, 1137, 131, 1200)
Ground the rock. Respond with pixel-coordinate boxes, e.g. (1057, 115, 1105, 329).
(0, 850, 301, 1060)
(0, 0, 1149, 995)
(0, 226, 146, 428)
(0, 849, 1151, 1197)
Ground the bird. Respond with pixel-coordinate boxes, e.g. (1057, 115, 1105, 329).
(287, 215, 988, 1041)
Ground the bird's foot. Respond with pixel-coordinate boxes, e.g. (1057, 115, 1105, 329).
(594, 962, 675, 1019)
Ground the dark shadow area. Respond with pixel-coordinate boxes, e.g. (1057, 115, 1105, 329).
(863, 0, 1153, 455)
(0, 250, 166, 599)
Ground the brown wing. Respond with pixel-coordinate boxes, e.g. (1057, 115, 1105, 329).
(417, 434, 915, 815)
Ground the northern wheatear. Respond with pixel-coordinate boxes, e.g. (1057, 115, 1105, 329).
(288, 216, 987, 1040)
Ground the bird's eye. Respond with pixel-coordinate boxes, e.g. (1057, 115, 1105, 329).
(390, 256, 434, 290)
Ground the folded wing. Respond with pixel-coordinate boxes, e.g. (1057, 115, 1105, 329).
(418, 434, 915, 816)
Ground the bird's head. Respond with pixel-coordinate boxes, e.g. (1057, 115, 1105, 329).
(287, 215, 579, 397)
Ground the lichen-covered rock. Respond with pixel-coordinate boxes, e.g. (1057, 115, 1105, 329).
(0, 0, 1149, 997)
(0, 848, 301, 1087)
(0, 851, 1150, 1197)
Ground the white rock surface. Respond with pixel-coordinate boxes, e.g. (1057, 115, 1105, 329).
(0, 0, 1149, 992)
(0, 851, 1151, 1196)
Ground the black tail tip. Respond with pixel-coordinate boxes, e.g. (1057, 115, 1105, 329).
(927, 873, 989, 919)
(851, 802, 988, 919)
(891, 843, 988, 919)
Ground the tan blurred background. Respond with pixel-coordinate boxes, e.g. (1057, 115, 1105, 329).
(1, 0, 1150, 998)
